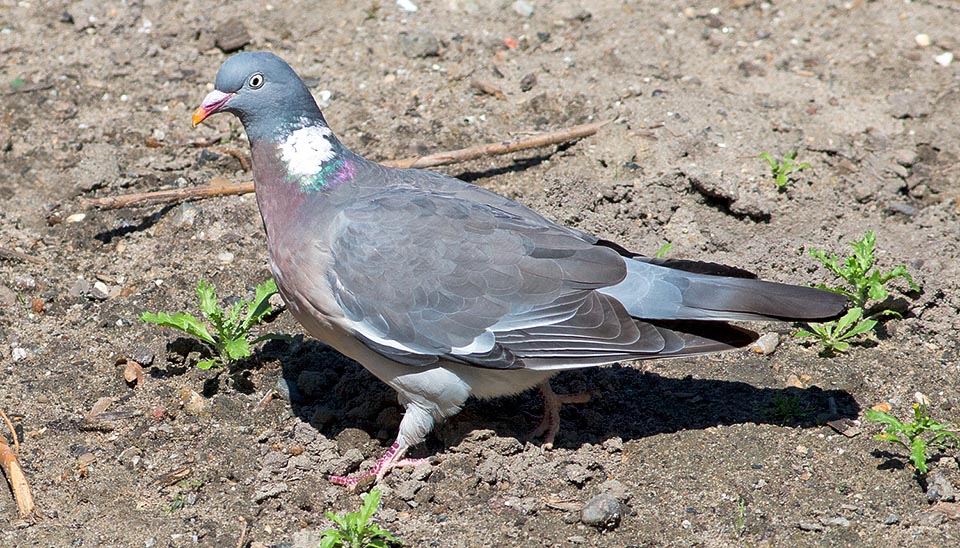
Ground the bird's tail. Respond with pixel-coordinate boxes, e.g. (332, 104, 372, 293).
(601, 257, 848, 323)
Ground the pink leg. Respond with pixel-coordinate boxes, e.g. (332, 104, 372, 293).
(328, 441, 425, 489)
(528, 381, 592, 450)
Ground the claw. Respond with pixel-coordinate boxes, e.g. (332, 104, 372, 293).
(328, 440, 424, 489)
(527, 381, 593, 450)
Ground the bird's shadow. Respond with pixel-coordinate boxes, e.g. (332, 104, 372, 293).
(277, 340, 860, 453)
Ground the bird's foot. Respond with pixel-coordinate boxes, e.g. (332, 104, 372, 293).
(528, 381, 593, 450)
(328, 440, 424, 490)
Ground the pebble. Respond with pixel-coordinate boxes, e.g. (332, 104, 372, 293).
(819, 516, 851, 527)
(11, 347, 28, 361)
(91, 280, 112, 300)
(66, 212, 86, 223)
(131, 347, 155, 367)
(883, 513, 900, 525)
(564, 463, 594, 486)
(602, 437, 623, 453)
(598, 479, 631, 503)
(396, 479, 423, 501)
(520, 73, 537, 92)
(68, 278, 90, 298)
(894, 148, 918, 167)
(179, 388, 208, 416)
(400, 32, 440, 59)
(927, 472, 956, 503)
(214, 18, 251, 53)
(749, 332, 780, 355)
(217, 251, 235, 264)
(512, 0, 534, 17)
(396, 0, 418, 12)
(0, 285, 15, 307)
(915, 510, 945, 527)
(934, 51, 954, 67)
(915, 33, 932, 47)
(798, 521, 823, 531)
(13, 275, 37, 290)
(580, 493, 622, 529)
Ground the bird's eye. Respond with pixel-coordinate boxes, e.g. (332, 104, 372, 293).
(248, 73, 264, 89)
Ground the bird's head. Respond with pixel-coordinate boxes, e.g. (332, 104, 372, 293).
(192, 51, 323, 137)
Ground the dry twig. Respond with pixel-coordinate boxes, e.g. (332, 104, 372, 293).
(82, 119, 610, 211)
(0, 409, 35, 518)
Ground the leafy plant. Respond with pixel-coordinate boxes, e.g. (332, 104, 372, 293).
(796, 230, 920, 353)
(758, 150, 810, 188)
(794, 307, 877, 353)
(141, 279, 283, 370)
(808, 230, 919, 309)
(766, 393, 810, 424)
(865, 394, 959, 475)
(654, 241, 673, 258)
(320, 490, 401, 548)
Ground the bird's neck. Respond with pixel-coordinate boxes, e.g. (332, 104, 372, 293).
(254, 117, 355, 194)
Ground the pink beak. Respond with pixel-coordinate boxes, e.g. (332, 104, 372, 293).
(192, 90, 235, 127)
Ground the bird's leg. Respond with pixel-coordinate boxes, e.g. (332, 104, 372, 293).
(528, 381, 592, 450)
(328, 440, 425, 489)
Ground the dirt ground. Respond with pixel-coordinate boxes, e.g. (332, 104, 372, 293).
(3, 0, 960, 546)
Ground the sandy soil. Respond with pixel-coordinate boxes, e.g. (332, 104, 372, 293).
(2, 1, 960, 546)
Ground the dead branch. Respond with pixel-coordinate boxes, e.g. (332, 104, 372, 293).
(0, 247, 46, 266)
(82, 119, 611, 211)
(0, 409, 35, 518)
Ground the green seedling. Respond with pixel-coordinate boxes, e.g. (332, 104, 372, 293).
(865, 395, 959, 475)
(141, 278, 284, 370)
(654, 241, 673, 258)
(794, 307, 877, 353)
(808, 230, 920, 309)
(796, 230, 920, 353)
(320, 490, 401, 548)
(766, 393, 810, 424)
(758, 150, 810, 188)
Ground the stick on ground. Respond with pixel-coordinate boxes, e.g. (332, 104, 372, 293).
(0, 409, 35, 518)
(82, 119, 610, 211)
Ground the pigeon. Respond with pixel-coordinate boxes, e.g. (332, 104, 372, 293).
(192, 51, 847, 488)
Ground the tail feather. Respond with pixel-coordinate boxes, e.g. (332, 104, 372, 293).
(601, 257, 848, 323)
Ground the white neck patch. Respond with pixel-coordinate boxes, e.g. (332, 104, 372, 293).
(278, 125, 336, 177)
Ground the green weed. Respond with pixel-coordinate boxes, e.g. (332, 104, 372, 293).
(654, 241, 673, 258)
(141, 278, 285, 370)
(320, 490, 401, 548)
(865, 394, 958, 475)
(796, 230, 920, 353)
(758, 150, 810, 188)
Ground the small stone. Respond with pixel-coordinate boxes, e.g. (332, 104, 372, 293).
(602, 437, 623, 453)
(894, 148, 918, 167)
(66, 212, 86, 223)
(871, 402, 892, 413)
(887, 92, 931, 119)
(217, 251, 235, 264)
(885, 201, 917, 217)
(749, 332, 780, 355)
(915, 34, 932, 47)
(915, 510, 945, 527)
(179, 387, 208, 416)
(519, 73, 537, 92)
(785, 374, 805, 389)
(883, 513, 900, 525)
(0, 285, 15, 307)
(927, 472, 956, 503)
(564, 463, 594, 486)
(512, 0, 534, 17)
(580, 493, 622, 529)
(90, 280, 112, 300)
(131, 347, 155, 367)
(399, 32, 440, 59)
(798, 521, 823, 532)
(396, 479, 423, 501)
(819, 516, 851, 527)
(13, 275, 37, 290)
(215, 18, 251, 53)
(335, 428, 371, 454)
(174, 202, 199, 227)
(68, 278, 91, 298)
(598, 479, 631, 503)
(934, 51, 954, 67)
(826, 418, 862, 438)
